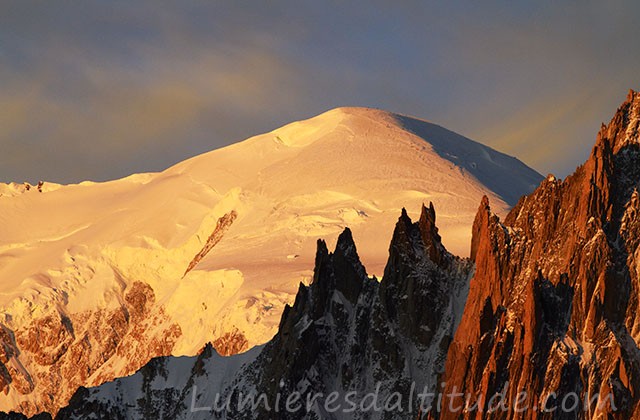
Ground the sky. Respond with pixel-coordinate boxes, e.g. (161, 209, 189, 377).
(1, 1, 639, 184)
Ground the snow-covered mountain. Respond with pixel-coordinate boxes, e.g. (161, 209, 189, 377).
(49, 89, 640, 420)
(0, 107, 541, 415)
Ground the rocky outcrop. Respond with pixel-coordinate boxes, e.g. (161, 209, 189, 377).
(54, 204, 472, 419)
(183, 210, 238, 277)
(212, 328, 249, 356)
(0, 281, 181, 417)
(439, 89, 640, 419)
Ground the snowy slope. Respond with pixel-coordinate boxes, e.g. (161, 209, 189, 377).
(0, 107, 541, 415)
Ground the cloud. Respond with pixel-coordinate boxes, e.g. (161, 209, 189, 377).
(0, 17, 310, 183)
(1, 1, 640, 182)
(398, 1, 640, 176)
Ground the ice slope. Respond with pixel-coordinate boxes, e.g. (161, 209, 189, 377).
(0, 107, 541, 414)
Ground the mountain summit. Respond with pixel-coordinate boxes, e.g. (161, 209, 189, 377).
(0, 107, 540, 415)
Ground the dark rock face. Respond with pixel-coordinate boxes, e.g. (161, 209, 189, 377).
(0, 412, 51, 420)
(381, 204, 454, 348)
(440, 90, 640, 419)
(54, 205, 471, 419)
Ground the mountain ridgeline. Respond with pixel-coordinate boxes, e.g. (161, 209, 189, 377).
(439, 89, 640, 419)
(6, 90, 640, 419)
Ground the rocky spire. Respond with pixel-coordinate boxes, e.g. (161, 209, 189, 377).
(384, 203, 450, 280)
(470, 195, 491, 263)
(418, 202, 446, 266)
(310, 227, 366, 309)
(596, 89, 640, 154)
(380, 205, 467, 348)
